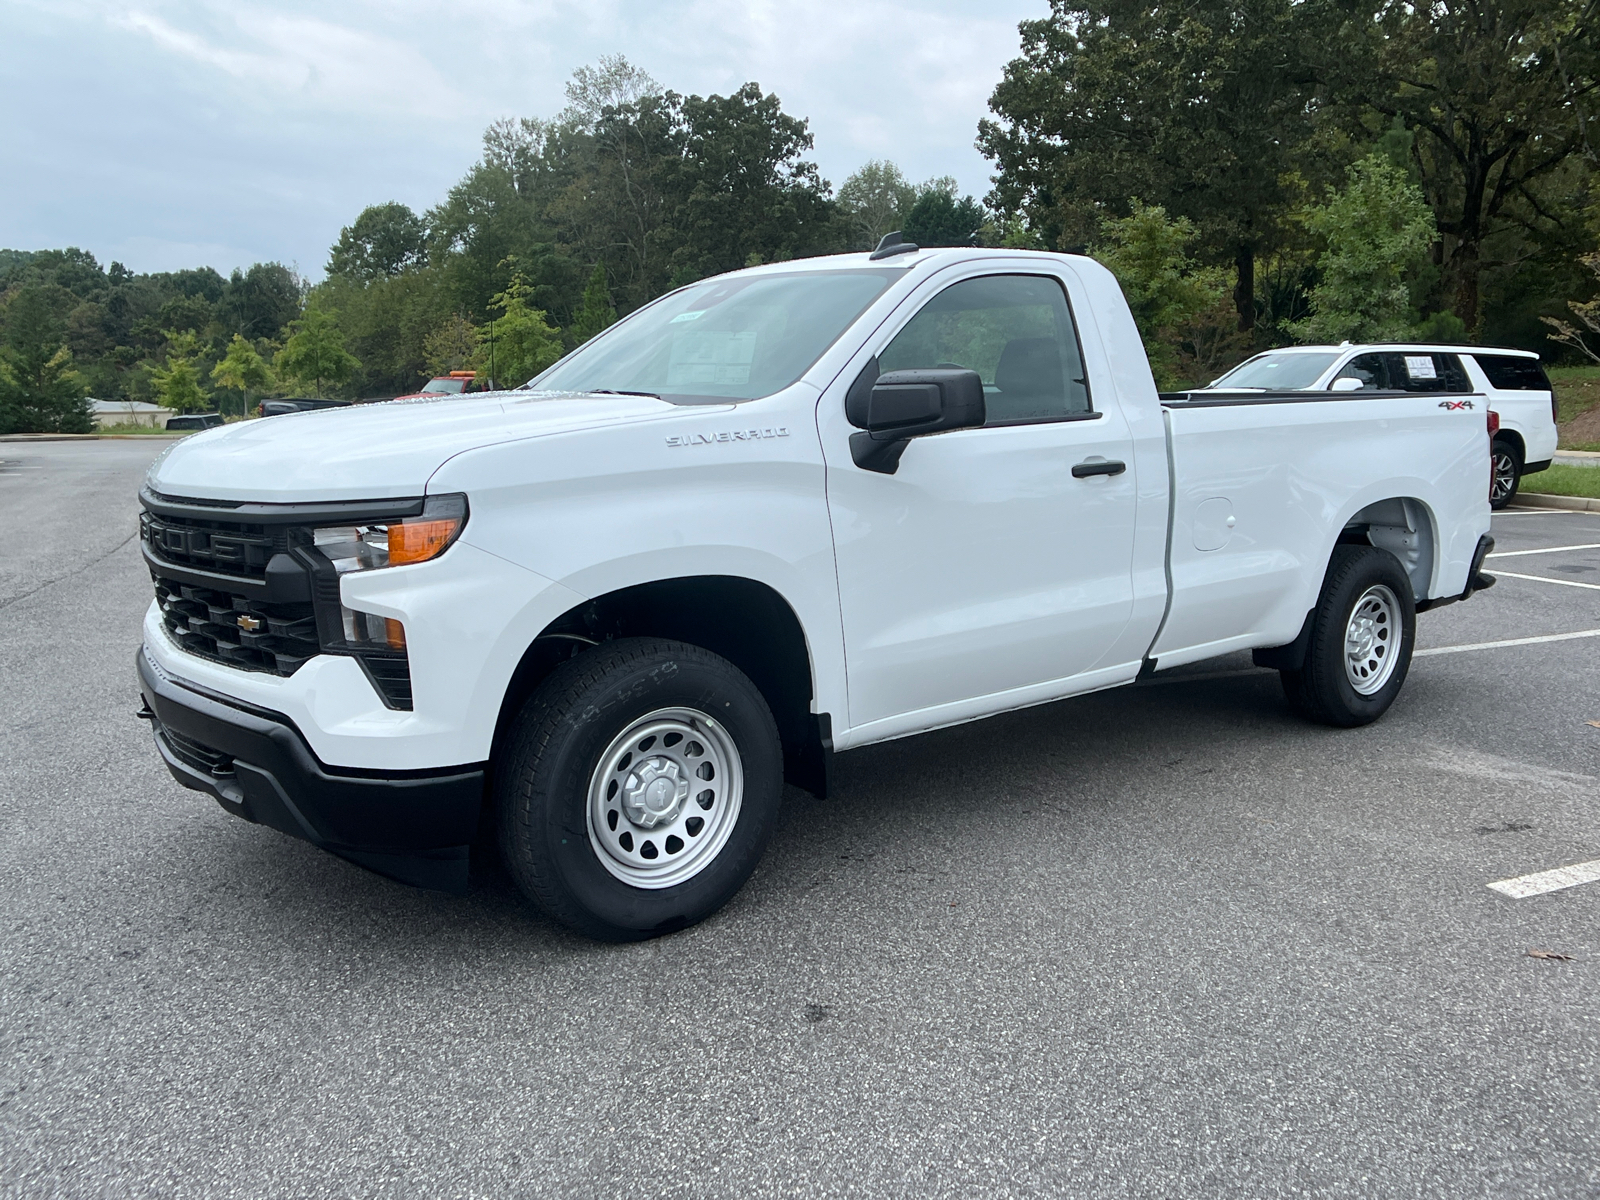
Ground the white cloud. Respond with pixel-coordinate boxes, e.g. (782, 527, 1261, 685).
(0, 0, 1037, 275)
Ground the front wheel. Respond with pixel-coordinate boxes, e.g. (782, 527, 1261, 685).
(495, 638, 783, 940)
(1280, 545, 1416, 728)
(1490, 438, 1521, 510)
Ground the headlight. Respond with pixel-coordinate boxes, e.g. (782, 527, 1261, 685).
(312, 494, 467, 573)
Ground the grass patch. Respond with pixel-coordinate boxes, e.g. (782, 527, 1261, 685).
(1524, 463, 1600, 499)
(1550, 364, 1600, 439)
(95, 423, 187, 435)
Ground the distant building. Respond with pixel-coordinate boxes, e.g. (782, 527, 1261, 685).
(91, 399, 168, 429)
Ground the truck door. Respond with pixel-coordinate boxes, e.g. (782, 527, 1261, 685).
(820, 269, 1139, 737)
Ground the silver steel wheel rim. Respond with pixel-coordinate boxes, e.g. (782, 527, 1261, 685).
(586, 707, 743, 890)
(1491, 451, 1516, 503)
(1343, 583, 1401, 696)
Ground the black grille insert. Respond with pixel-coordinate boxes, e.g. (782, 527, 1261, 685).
(153, 576, 319, 675)
(141, 510, 280, 582)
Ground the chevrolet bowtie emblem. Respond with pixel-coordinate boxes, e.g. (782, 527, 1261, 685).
(237, 615, 263, 632)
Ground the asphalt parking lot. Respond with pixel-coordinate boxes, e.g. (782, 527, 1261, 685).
(1, 440, 1596, 1198)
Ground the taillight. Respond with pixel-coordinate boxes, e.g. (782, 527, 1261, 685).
(1487, 410, 1500, 436)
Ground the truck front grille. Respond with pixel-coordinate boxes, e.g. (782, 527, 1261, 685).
(153, 576, 319, 676)
(140, 510, 279, 582)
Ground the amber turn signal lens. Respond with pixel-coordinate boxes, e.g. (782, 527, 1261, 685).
(383, 618, 407, 650)
(389, 518, 461, 565)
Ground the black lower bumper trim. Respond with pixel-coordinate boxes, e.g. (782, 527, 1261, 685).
(1416, 534, 1496, 614)
(137, 647, 484, 893)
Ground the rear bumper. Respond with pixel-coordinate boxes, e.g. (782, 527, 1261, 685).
(137, 647, 484, 892)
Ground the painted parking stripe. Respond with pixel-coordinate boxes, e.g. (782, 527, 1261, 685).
(1488, 543, 1600, 558)
(1143, 628, 1600, 686)
(1495, 570, 1600, 592)
(1414, 628, 1600, 656)
(1488, 860, 1600, 899)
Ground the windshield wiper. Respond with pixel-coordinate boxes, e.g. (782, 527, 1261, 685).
(590, 389, 662, 399)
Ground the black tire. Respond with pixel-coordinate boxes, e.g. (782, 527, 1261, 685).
(1490, 437, 1521, 510)
(495, 637, 782, 941)
(1280, 545, 1416, 728)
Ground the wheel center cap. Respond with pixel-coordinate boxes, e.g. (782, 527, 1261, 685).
(1349, 617, 1377, 658)
(621, 757, 689, 829)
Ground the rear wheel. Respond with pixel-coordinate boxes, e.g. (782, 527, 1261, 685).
(496, 638, 783, 940)
(1490, 438, 1521, 509)
(1280, 545, 1416, 728)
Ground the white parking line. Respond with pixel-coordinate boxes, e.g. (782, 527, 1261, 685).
(1496, 509, 1579, 515)
(1488, 860, 1600, 899)
(1414, 628, 1600, 656)
(1495, 570, 1600, 592)
(1488, 543, 1600, 558)
(1143, 628, 1600, 687)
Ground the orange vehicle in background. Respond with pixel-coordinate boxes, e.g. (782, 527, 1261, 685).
(393, 370, 494, 401)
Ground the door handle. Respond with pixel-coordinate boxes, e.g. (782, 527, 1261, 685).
(1072, 458, 1126, 478)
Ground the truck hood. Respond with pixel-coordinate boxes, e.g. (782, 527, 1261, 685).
(147, 391, 724, 502)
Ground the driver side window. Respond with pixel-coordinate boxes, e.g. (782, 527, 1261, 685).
(878, 274, 1091, 424)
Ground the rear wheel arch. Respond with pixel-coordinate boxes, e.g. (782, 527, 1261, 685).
(1339, 496, 1437, 604)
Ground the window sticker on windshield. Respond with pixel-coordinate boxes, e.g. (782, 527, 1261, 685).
(1404, 355, 1437, 380)
(670, 311, 705, 324)
(668, 331, 757, 386)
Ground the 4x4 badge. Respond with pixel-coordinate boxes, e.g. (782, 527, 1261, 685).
(1438, 399, 1474, 410)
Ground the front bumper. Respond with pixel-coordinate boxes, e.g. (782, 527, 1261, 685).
(137, 647, 484, 892)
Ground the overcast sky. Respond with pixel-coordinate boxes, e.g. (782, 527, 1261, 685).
(2, 0, 1040, 280)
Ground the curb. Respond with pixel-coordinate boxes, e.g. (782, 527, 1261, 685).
(0, 433, 188, 442)
(1512, 492, 1600, 513)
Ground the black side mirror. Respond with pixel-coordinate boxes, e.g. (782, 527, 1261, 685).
(846, 363, 986, 474)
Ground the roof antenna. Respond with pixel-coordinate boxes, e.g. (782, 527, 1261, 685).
(870, 231, 920, 260)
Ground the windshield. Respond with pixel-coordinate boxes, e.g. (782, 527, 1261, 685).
(422, 378, 468, 394)
(1209, 351, 1341, 390)
(528, 269, 902, 403)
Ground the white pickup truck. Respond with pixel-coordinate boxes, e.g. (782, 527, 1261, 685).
(136, 244, 1495, 939)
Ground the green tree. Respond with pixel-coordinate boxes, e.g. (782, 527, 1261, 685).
(902, 186, 986, 248)
(1542, 252, 1600, 364)
(837, 160, 917, 249)
(479, 272, 564, 386)
(980, 0, 1328, 330)
(1332, 0, 1600, 330)
(149, 331, 209, 413)
(276, 308, 360, 397)
(210, 333, 277, 412)
(571, 262, 616, 345)
(1292, 154, 1439, 343)
(218, 263, 303, 340)
(328, 203, 428, 282)
(423, 314, 480, 377)
(1092, 202, 1242, 388)
(0, 284, 92, 433)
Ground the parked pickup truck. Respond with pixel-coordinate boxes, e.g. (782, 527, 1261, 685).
(136, 245, 1495, 940)
(1206, 343, 1557, 508)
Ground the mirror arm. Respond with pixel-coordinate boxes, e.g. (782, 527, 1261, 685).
(849, 431, 910, 474)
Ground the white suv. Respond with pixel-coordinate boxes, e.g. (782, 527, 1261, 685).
(1208, 344, 1558, 508)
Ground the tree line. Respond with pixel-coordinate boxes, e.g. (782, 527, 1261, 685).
(3, 1, 1597, 432)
